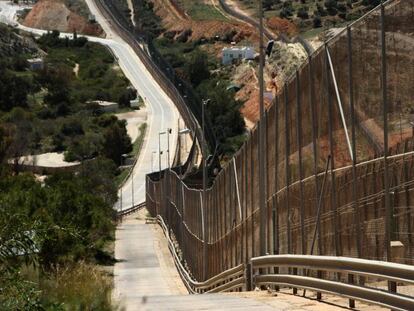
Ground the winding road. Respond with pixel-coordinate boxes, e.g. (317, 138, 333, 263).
(0, 0, 181, 209)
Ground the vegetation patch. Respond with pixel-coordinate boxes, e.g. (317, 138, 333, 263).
(0, 29, 135, 166)
(177, 0, 228, 21)
(237, 0, 382, 35)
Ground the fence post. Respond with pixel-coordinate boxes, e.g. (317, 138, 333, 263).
(244, 143, 249, 263)
(246, 262, 253, 291)
(250, 133, 255, 258)
(380, 0, 393, 274)
(347, 25, 362, 260)
(403, 141, 413, 251)
(325, 44, 342, 259)
(258, 0, 267, 259)
(296, 70, 306, 255)
(284, 85, 291, 254)
(274, 97, 279, 257)
(309, 55, 322, 256)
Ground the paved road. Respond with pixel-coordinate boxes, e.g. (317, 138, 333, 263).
(84, 0, 180, 209)
(114, 211, 380, 311)
(113, 210, 187, 309)
(0, 0, 180, 209)
(114, 211, 279, 311)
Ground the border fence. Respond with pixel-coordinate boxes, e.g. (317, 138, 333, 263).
(147, 0, 414, 283)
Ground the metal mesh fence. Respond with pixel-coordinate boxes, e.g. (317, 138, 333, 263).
(146, 0, 414, 281)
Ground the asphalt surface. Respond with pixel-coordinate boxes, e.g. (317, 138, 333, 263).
(113, 211, 279, 311)
(84, 0, 181, 209)
(0, 0, 180, 209)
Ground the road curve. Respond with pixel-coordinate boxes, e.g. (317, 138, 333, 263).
(0, 0, 181, 209)
(85, 0, 180, 209)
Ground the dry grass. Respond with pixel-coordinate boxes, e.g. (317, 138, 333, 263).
(23, 262, 117, 310)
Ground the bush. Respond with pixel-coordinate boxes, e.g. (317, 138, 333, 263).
(0, 70, 32, 111)
(313, 15, 323, 28)
(39, 263, 113, 310)
(185, 50, 210, 87)
(102, 121, 132, 165)
(61, 119, 84, 136)
(297, 7, 309, 19)
(316, 3, 328, 16)
(325, 0, 338, 15)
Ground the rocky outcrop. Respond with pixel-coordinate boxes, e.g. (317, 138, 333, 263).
(0, 24, 36, 56)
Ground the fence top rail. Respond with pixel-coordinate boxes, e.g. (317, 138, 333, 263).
(251, 255, 414, 284)
(117, 202, 146, 217)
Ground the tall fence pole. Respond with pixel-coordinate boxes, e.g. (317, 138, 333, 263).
(274, 97, 279, 256)
(380, 2, 393, 274)
(308, 55, 322, 257)
(296, 70, 306, 255)
(284, 85, 291, 254)
(244, 142, 249, 263)
(325, 44, 341, 257)
(258, 0, 267, 257)
(202, 100, 208, 280)
(347, 26, 362, 259)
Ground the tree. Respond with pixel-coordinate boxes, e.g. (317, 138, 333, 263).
(102, 121, 132, 165)
(316, 3, 328, 16)
(196, 78, 245, 156)
(325, 0, 338, 16)
(0, 68, 31, 111)
(313, 15, 323, 28)
(263, 0, 274, 10)
(362, 0, 380, 8)
(0, 126, 12, 175)
(297, 7, 309, 19)
(185, 50, 210, 87)
(40, 65, 73, 110)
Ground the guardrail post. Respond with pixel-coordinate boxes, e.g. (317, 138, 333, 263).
(292, 268, 298, 295)
(348, 274, 355, 308)
(389, 280, 397, 294)
(246, 262, 253, 291)
(317, 270, 322, 300)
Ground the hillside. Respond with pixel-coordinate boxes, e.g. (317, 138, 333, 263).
(0, 23, 37, 56)
(235, 0, 381, 37)
(139, 0, 307, 127)
(23, 0, 104, 36)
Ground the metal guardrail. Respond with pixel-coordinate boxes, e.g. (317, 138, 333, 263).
(157, 215, 245, 294)
(117, 202, 146, 218)
(249, 255, 414, 310)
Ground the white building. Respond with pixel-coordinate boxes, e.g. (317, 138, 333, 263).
(92, 101, 119, 112)
(222, 46, 255, 65)
(27, 58, 44, 71)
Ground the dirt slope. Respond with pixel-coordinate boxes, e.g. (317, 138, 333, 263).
(23, 0, 103, 36)
(152, 0, 257, 43)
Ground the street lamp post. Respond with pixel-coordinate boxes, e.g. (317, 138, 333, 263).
(120, 154, 124, 213)
(131, 168, 134, 208)
(151, 151, 157, 172)
(159, 131, 166, 178)
(202, 98, 210, 280)
(167, 128, 172, 169)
